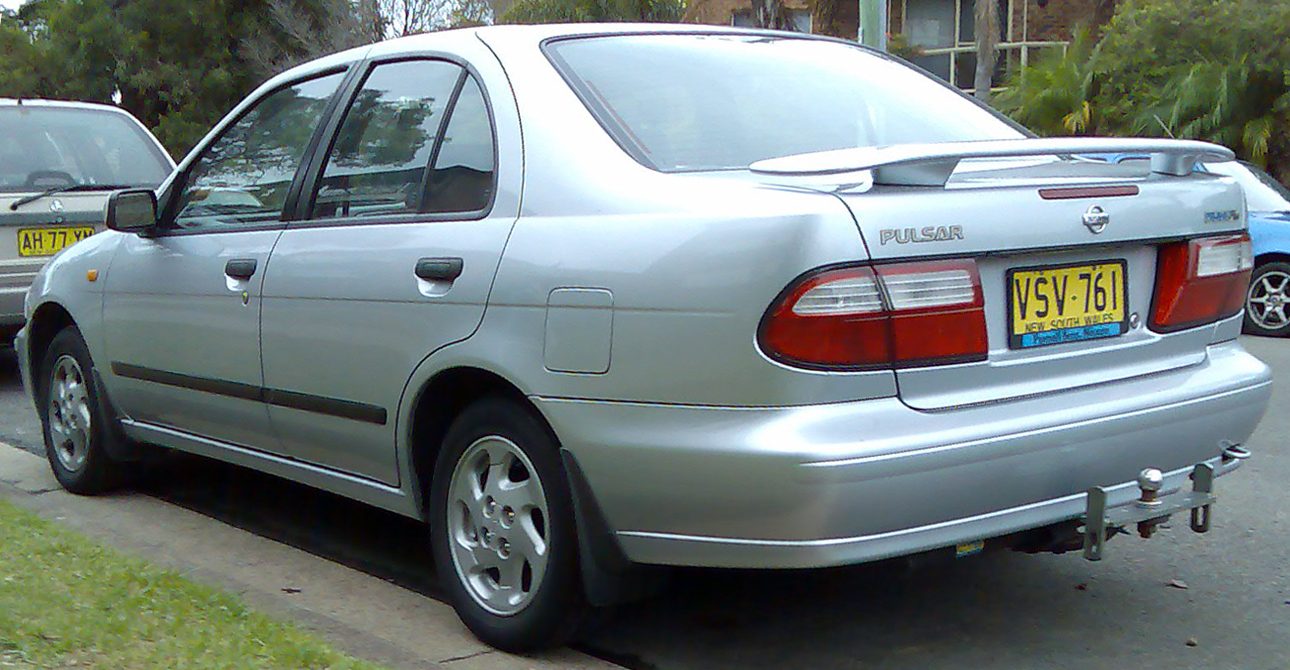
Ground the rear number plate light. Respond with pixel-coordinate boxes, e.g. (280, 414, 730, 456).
(1007, 260, 1128, 349)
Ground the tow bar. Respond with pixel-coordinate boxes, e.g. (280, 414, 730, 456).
(1082, 445, 1251, 560)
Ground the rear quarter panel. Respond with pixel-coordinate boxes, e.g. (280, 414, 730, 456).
(470, 34, 898, 407)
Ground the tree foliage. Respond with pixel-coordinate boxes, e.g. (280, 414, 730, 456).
(0, 0, 379, 158)
(499, 0, 682, 25)
(997, 0, 1290, 182)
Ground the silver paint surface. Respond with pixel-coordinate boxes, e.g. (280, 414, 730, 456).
(18, 25, 1273, 570)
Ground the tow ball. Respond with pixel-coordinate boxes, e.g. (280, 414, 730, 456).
(1081, 452, 1245, 561)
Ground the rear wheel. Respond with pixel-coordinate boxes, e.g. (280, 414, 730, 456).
(38, 327, 128, 494)
(1244, 261, 1290, 336)
(430, 397, 585, 651)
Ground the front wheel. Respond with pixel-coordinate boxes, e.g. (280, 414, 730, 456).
(1244, 261, 1290, 337)
(38, 327, 128, 494)
(430, 397, 586, 651)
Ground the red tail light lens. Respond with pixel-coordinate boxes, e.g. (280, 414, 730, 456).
(759, 260, 987, 370)
(1151, 234, 1253, 333)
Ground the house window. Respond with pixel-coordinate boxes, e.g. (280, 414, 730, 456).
(901, 0, 1010, 49)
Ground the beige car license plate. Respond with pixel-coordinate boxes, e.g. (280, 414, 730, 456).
(1008, 260, 1128, 349)
(17, 226, 95, 257)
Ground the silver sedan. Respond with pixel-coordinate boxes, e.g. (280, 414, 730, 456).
(17, 24, 1271, 651)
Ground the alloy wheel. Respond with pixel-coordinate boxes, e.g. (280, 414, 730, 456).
(47, 354, 92, 473)
(446, 435, 550, 616)
(1247, 268, 1290, 331)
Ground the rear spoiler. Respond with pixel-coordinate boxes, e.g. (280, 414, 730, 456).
(749, 138, 1235, 187)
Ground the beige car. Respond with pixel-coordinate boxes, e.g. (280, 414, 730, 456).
(0, 99, 173, 341)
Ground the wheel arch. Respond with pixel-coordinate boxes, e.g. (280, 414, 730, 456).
(406, 365, 532, 515)
(1255, 251, 1290, 266)
(26, 301, 77, 397)
(404, 363, 657, 607)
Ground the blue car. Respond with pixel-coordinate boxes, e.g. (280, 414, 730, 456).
(1202, 161, 1290, 336)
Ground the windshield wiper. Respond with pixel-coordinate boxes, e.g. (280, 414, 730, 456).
(8, 184, 139, 211)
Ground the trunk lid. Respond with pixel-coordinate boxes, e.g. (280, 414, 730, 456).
(754, 140, 1247, 410)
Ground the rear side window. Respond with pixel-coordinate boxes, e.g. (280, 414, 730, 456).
(311, 60, 495, 220)
(546, 35, 1024, 172)
(423, 77, 495, 214)
(0, 106, 171, 193)
(173, 72, 345, 231)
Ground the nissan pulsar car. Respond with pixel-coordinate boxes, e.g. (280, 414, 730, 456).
(16, 25, 1271, 650)
(0, 99, 174, 343)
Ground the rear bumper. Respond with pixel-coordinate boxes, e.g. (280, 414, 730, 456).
(535, 340, 1271, 569)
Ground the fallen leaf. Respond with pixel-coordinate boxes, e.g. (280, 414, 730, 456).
(281, 587, 302, 594)
(1074, 582, 1089, 591)
(1168, 579, 1188, 590)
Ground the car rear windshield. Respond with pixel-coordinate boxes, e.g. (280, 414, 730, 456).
(1205, 161, 1290, 213)
(545, 34, 1026, 172)
(0, 105, 173, 193)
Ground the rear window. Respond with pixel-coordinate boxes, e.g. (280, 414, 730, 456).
(545, 34, 1025, 172)
(1204, 161, 1290, 213)
(0, 105, 172, 193)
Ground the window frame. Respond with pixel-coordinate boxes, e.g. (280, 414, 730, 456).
(293, 54, 501, 230)
(155, 66, 358, 236)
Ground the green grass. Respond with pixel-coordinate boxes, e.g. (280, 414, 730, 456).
(0, 499, 386, 670)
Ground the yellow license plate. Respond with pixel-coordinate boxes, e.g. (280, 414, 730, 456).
(17, 226, 95, 257)
(1008, 261, 1128, 349)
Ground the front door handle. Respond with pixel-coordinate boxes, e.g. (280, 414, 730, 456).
(225, 258, 257, 280)
(415, 257, 463, 282)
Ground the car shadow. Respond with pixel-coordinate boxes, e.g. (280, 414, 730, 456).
(131, 450, 1075, 670)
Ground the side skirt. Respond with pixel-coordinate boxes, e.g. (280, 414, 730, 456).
(120, 419, 423, 521)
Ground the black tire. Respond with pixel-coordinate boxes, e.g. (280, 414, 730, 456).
(37, 327, 128, 494)
(1244, 261, 1290, 337)
(430, 397, 586, 651)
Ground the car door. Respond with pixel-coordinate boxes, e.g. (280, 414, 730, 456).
(103, 71, 349, 452)
(259, 56, 513, 485)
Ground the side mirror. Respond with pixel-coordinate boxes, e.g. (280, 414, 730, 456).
(105, 189, 158, 233)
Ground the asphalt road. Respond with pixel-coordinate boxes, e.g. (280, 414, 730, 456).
(1, 339, 1287, 669)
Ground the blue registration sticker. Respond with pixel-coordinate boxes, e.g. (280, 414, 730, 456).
(1019, 322, 1123, 348)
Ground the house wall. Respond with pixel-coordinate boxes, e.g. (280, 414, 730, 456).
(684, 0, 814, 29)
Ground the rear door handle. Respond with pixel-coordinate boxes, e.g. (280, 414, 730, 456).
(225, 258, 257, 280)
(415, 257, 463, 282)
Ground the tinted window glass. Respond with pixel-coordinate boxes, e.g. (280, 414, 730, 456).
(423, 77, 494, 214)
(174, 73, 344, 230)
(313, 60, 463, 219)
(0, 106, 171, 193)
(548, 35, 1024, 172)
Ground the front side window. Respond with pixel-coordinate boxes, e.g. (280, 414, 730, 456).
(311, 59, 494, 220)
(547, 35, 1025, 172)
(173, 73, 344, 230)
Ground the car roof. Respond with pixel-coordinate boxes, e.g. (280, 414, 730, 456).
(0, 98, 142, 116)
(265, 23, 825, 85)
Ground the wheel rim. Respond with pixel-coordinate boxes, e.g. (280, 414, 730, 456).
(446, 435, 550, 616)
(47, 354, 92, 473)
(1247, 269, 1290, 330)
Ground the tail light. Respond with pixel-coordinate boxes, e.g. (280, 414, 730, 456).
(759, 260, 987, 370)
(1151, 234, 1252, 333)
